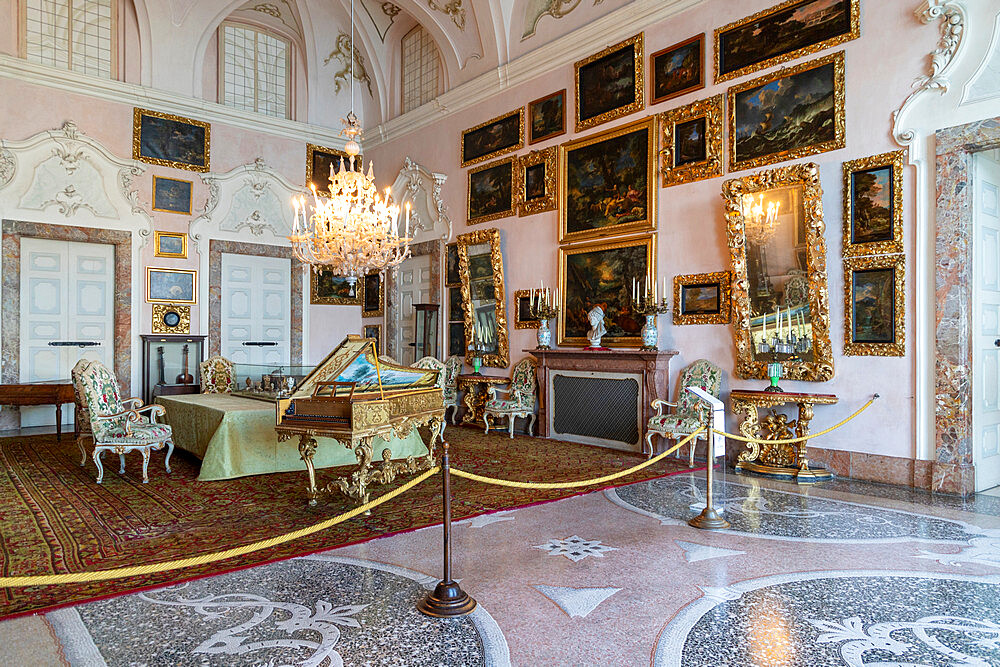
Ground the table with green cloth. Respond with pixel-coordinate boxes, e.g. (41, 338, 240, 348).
(155, 393, 428, 481)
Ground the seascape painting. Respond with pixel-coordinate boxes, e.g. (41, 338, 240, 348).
(716, 0, 858, 82)
(152, 177, 193, 214)
(528, 90, 566, 144)
(134, 109, 209, 172)
(850, 166, 894, 244)
(461, 110, 523, 166)
(311, 268, 361, 305)
(561, 119, 654, 242)
(651, 35, 704, 104)
(674, 117, 707, 167)
(577, 36, 641, 129)
(308, 144, 361, 197)
(682, 284, 721, 315)
(468, 159, 513, 224)
(559, 237, 653, 346)
(147, 268, 196, 304)
(851, 268, 895, 344)
(729, 52, 844, 171)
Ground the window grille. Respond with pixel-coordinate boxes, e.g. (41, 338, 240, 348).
(401, 25, 441, 114)
(220, 22, 290, 119)
(23, 0, 114, 79)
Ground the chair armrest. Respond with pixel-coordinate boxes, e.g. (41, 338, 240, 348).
(135, 403, 167, 423)
(650, 398, 677, 417)
(92, 408, 141, 436)
(122, 397, 143, 409)
(486, 385, 511, 401)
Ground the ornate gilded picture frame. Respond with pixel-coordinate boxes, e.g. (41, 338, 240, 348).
(714, 0, 859, 84)
(658, 94, 724, 187)
(516, 147, 557, 216)
(558, 234, 656, 348)
(307, 143, 361, 197)
(461, 109, 524, 167)
(151, 303, 191, 334)
(146, 267, 197, 304)
(445, 242, 461, 286)
(468, 156, 515, 225)
(513, 289, 540, 329)
(843, 150, 906, 257)
(457, 227, 509, 368)
(844, 254, 905, 357)
(133, 108, 210, 172)
(152, 176, 193, 214)
(574, 33, 644, 132)
(310, 267, 361, 305)
(363, 323, 382, 348)
(560, 116, 656, 243)
(673, 271, 731, 325)
(528, 89, 566, 144)
(727, 51, 846, 173)
(722, 162, 835, 382)
(361, 272, 384, 318)
(153, 231, 187, 259)
(650, 34, 704, 105)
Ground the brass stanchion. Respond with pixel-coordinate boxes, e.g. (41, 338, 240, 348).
(418, 442, 477, 617)
(689, 411, 730, 530)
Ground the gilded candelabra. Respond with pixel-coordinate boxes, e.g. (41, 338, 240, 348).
(632, 292, 669, 351)
(529, 288, 559, 349)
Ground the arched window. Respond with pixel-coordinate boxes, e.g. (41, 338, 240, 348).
(219, 21, 291, 119)
(401, 25, 441, 114)
(21, 0, 116, 78)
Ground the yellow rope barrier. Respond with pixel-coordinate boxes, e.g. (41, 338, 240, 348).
(0, 466, 440, 588)
(710, 394, 879, 445)
(450, 428, 706, 489)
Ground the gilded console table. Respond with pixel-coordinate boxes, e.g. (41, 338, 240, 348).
(458, 373, 508, 425)
(731, 389, 838, 483)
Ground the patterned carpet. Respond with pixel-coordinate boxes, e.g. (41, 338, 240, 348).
(0, 427, 698, 619)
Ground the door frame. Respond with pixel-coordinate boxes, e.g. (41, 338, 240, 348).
(1, 220, 132, 430)
(207, 239, 303, 365)
(384, 239, 442, 360)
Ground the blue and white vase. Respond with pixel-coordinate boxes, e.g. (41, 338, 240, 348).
(641, 314, 658, 350)
(537, 319, 553, 349)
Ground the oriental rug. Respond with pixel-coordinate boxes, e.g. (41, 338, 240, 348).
(0, 428, 700, 619)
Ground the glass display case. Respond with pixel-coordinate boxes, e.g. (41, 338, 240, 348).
(230, 363, 315, 402)
(412, 303, 439, 363)
(141, 334, 206, 404)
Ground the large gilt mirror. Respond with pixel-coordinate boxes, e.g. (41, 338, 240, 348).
(457, 227, 509, 368)
(722, 162, 834, 382)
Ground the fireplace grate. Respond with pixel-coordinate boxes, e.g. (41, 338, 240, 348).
(552, 374, 639, 445)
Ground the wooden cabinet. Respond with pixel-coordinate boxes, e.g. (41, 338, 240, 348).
(140, 334, 206, 404)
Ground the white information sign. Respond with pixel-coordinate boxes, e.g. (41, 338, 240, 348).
(685, 386, 726, 458)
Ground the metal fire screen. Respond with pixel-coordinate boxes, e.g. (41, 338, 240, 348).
(551, 373, 640, 447)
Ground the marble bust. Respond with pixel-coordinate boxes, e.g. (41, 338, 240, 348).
(587, 306, 607, 348)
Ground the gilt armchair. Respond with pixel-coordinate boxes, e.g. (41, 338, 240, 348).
(413, 355, 448, 437)
(200, 355, 235, 394)
(483, 358, 537, 439)
(78, 360, 174, 483)
(644, 359, 723, 466)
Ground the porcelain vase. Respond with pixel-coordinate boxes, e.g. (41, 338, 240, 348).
(536, 319, 552, 349)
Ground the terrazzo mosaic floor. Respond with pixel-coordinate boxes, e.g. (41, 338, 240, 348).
(3, 469, 1000, 665)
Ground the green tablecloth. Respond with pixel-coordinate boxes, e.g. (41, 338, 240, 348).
(155, 393, 428, 482)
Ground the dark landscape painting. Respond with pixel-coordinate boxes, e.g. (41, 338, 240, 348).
(562, 241, 649, 343)
(136, 111, 208, 171)
(681, 284, 721, 314)
(731, 56, 839, 169)
(516, 293, 539, 327)
(362, 272, 381, 313)
(468, 161, 513, 223)
(462, 111, 522, 165)
(578, 43, 638, 124)
(851, 166, 894, 244)
(152, 177, 193, 214)
(718, 0, 856, 80)
(446, 243, 460, 286)
(674, 117, 707, 167)
(449, 286, 464, 318)
(524, 163, 546, 200)
(529, 90, 565, 143)
(564, 125, 650, 239)
(309, 146, 361, 196)
(852, 268, 895, 343)
(449, 321, 466, 356)
(311, 268, 360, 305)
(651, 35, 703, 103)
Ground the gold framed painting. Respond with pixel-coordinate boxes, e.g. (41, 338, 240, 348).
(445, 242, 461, 287)
(468, 156, 515, 225)
(843, 150, 906, 257)
(844, 254, 905, 357)
(673, 272, 731, 325)
(153, 231, 188, 259)
(650, 34, 705, 105)
(310, 267, 361, 305)
(152, 176, 194, 214)
(146, 267, 196, 304)
(658, 94, 724, 187)
(714, 0, 860, 84)
(461, 109, 524, 167)
(528, 89, 566, 144)
(513, 289, 540, 329)
(133, 108, 210, 172)
(727, 51, 846, 173)
(361, 272, 384, 318)
(560, 116, 656, 243)
(307, 143, 361, 197)
(363, 323, 382, 348)
(574, 33, 644, 132)
(516, 147, 557, 216)
(558, 234, 656, 347)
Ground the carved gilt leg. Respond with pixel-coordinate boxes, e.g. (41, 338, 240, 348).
(795, 402, 815, 471)
(337, 440, 374, 508)
(462, 386, 479, 425)
(733, 399, 762, 463)
(297, 435, 320, 506)
(93, 449, 105, 484)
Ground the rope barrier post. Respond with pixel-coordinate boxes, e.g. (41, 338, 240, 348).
(418, 441, 477, 618)
(688, 402, 730, 531)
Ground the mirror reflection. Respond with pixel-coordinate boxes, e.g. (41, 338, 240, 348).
(466, 241, 498, 355)
(457, 227, 509, 368)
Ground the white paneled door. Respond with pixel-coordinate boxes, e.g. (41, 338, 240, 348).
(394, 253, 432, 365)
(19, 238, 115, 427)
(220, 253, 291, 369)
(974, 152, 1000, 491)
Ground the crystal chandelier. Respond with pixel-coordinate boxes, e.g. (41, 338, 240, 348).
(741, 193, 781, 246)
(289, 0, 410, 284)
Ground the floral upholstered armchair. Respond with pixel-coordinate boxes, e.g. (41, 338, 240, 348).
(442, 356, 462, 425)
(78, 360, 174, 484)
(71, 358, 94, 466)
(200, 355, 235, 394)
(413, 355, 448, 436)
(645, 359, 723, 466)
(483, 357, 537, 439)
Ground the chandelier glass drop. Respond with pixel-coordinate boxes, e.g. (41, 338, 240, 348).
(741, 193, 781, 246)
(288, 0, 410, 284)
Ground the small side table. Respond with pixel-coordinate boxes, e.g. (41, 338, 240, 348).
(731, 389, 838, 484)
(457, 373, 508, 425)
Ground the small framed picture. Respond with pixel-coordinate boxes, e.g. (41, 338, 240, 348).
(468, 156, 515, 225)
(363, 323, 382, 348)
(448, 286, 464, 321)
(461, 109, 524, 167)
(310, 267, 361, 305)
(658, 94, 723, 187)
(152, 176, 193, 214)
(527, 89, 566, 144)
(133, 108, 210, 172)
(673, 271, 731, 325)
(574, 33, 644, 132)
(448, 321, 466, 357)
(842, 150, 905, 257)
(153, 231, 187, 259)
(844, 254, 905, 356)
(650, 34, 704, 105)
(146, 267, 197, 304)
(516, 146, 557, 216)
(446, 243, 461, 287)
(362, 272, 384, 318)
(514, 289, 540, 329)
(307, 143, 361, 197)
